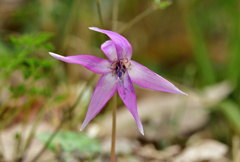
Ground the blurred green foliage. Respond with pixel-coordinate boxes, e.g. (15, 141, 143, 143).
(37, 131, 101, 153)
(179, 0, 240, 141)
(0, 32, 58, 136)
(0, 32, 55, 97)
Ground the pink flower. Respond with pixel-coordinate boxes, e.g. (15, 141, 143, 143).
(49, 27, 187, 135)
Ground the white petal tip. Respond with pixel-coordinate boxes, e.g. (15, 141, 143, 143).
(180, 91, 188, 96)
(89, 27, 98, 31)
(80, 122, 88, 131)
(49, 52, 55, 56)
(80, 126, 85, 131)
(49, 52, 62, 58)
(175, 88, 188, 96)
(139, 127, 144, 136)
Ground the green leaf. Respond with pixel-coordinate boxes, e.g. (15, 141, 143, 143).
(159, 1, 172, 9)
(36, 131, 101, 153)
(152, 0, 172, 9)
(35, 33, 54, 47)
(39, 87, 52, 97)
(9, 84, 26, 97)
(54, 94, 68, 102)
(0, 39, 11, 55)
(9, 36, 19, 46)
(43, 43, 55, 51)
(9, 32, 54, 51)
(29, 86, 38, 95)
(220, 100, 240, 134)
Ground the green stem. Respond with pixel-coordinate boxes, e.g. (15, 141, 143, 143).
(57, 0, 81, 54)
(117, 5, 156, 34)
(69, 102, 89, 127)
(30, 117, 65, 162)
(187, 16, 215, 85)
(110, 93, 117, 162)
(96, 0, 104, 29)
(13, 133, 22, 162)
(0, 98, 33, 131)
(179, 1, 215, 86)
(220, 100, 240, 135)
(112, 0, 119, 31)
(227, 1, 240, 96)
(0, 133, 5, 160)
(69, 75, 96, 127)
(20, 97, 53, 158)
(29, 73, 96, 162)
(0, 98, 11, 119)
(232, 135, 240, 162)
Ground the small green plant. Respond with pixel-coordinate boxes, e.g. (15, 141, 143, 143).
(37, 131, 101, 153)
(0, 32, 56, 134)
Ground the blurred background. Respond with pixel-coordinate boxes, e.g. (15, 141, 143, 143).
(0, 0, 239, 161)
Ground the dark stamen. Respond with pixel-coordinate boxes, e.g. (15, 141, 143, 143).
(118, 72, 122, 77)
(112, 59, 130, 80)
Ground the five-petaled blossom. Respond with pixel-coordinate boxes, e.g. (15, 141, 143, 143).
(49, 27, 187, 135)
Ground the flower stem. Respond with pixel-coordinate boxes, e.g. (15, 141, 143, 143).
(110, 93, 117, 162)
(117, 5, 157, 34)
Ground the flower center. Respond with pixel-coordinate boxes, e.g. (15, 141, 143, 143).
(111, 58, 131, 79)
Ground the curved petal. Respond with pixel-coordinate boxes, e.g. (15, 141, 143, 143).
(80, 73, 117, 130)
(49, 52, 111, 74)
(128, 61, 187, 95)
(101, 40, 117, 61)
(89, 27, 132, 60)
(117, 73, 144, 135)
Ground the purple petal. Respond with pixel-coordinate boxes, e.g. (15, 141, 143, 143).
(49, 52, 111, 74)
(80, 73, 117, 130)
(117, 73, 144, 135)
(128, 61, 187, 95)
(101, 40, 117, 61)
(89, 27, 132, 60)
